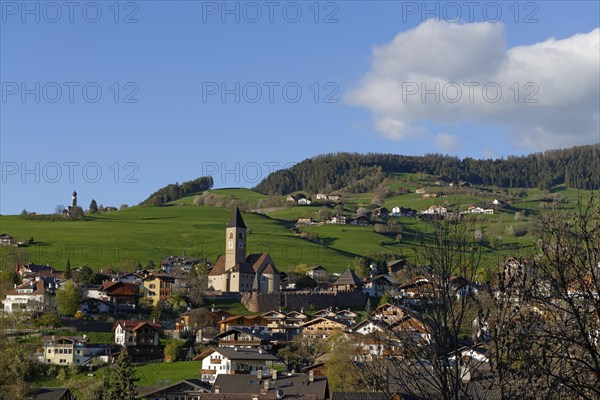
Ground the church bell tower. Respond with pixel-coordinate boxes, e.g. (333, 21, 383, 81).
(225, 206, 247, 270)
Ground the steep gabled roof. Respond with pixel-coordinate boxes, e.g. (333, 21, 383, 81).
(246, 253, 269, 272)
(28, 388, 75, 400)
(229, 262, 255, 274)
(332, 268, 363, 287)
(262, 264, 277, 275)
(101, 280, 140, 293)
(227, 206, 247, 229)
(208, 256, 226, 276)
(114, 320, 162, 333)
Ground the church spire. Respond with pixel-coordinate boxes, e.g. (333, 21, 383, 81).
(225, 206, 247, 270)
(226, 206, 247, 229)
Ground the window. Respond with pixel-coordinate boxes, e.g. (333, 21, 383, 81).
(48, 349, 52, 353)
(238, 232, 243, 239)
(149, 284, 155, 289)
(229, 232, 233, 239)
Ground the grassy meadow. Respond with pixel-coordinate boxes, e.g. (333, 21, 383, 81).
(0, 185, 594, 274)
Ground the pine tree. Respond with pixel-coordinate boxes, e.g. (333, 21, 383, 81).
(186, 346, 195, 361)
(89, 199, 98, 214)
(65, 259, 71, 279)
(379, 291, 391, 306)
(55, 280, 81, 316)
(365, 297, 372, 315)
(103, 349, 137, 400)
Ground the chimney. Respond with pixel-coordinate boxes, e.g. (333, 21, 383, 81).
(259, 348, 263, 354)
(263, 379, 269, 391)
(256, 369, 262, 380)
(309, 370, 314, 382)
(214, 385, 220, 393)
(271, 369, 277, 380)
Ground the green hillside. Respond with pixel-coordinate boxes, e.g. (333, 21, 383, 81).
(0, 196, 354, 273)
(0, 185, 593, 274)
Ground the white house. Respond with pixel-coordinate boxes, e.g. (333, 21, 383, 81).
(82, 285, 107, 301)
(307, 266, 327, 280)
(467, 206, 494, 215)
(297, 198, 312, 206)
(196, 347, 278, 383)
(79, 298, 115, 316)
(327, 215, 346, 224)
(3, 277, 58, 313)
(351, 319, 386, 335)
(0, 233, 14, 246)
(316, 193, 328, 200)
(41, 335, 113, 366)
(363, 275, 394, 298)
(391, 206, 401, 215)
(117, 273, 145, 284)
(421, 205, 447, 215)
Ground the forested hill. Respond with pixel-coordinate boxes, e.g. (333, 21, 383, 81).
(142, 176, 214, 205)
(254, 144, 600, 195)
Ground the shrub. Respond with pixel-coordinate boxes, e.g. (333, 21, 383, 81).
(164, 341, 184, 362)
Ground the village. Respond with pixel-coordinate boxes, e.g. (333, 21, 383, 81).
(4, 196, 595, 400)
(0, 204, 488, 399)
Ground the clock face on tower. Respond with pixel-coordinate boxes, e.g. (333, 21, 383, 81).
(238, 242, 244, 248)
(228, 242, 233, 249)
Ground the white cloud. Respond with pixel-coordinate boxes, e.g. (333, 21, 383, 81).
(435, 133, 460, 152)
(347, 20, 600, 151)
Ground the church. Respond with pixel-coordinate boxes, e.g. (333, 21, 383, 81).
(207, 207, 280, 293)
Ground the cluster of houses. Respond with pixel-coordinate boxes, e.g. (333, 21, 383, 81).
(295, 206, 419, 227)
(2, 261, 182, 313)
(285, 193, 342, 207)
(32, 301, 430, 399)
(0, 232, 30, 247)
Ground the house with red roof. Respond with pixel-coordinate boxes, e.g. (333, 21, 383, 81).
(113, 320, 163, 362)
(3, 277, 59, 312)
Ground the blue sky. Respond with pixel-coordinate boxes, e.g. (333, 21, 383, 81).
(1, 0, 599, 214)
